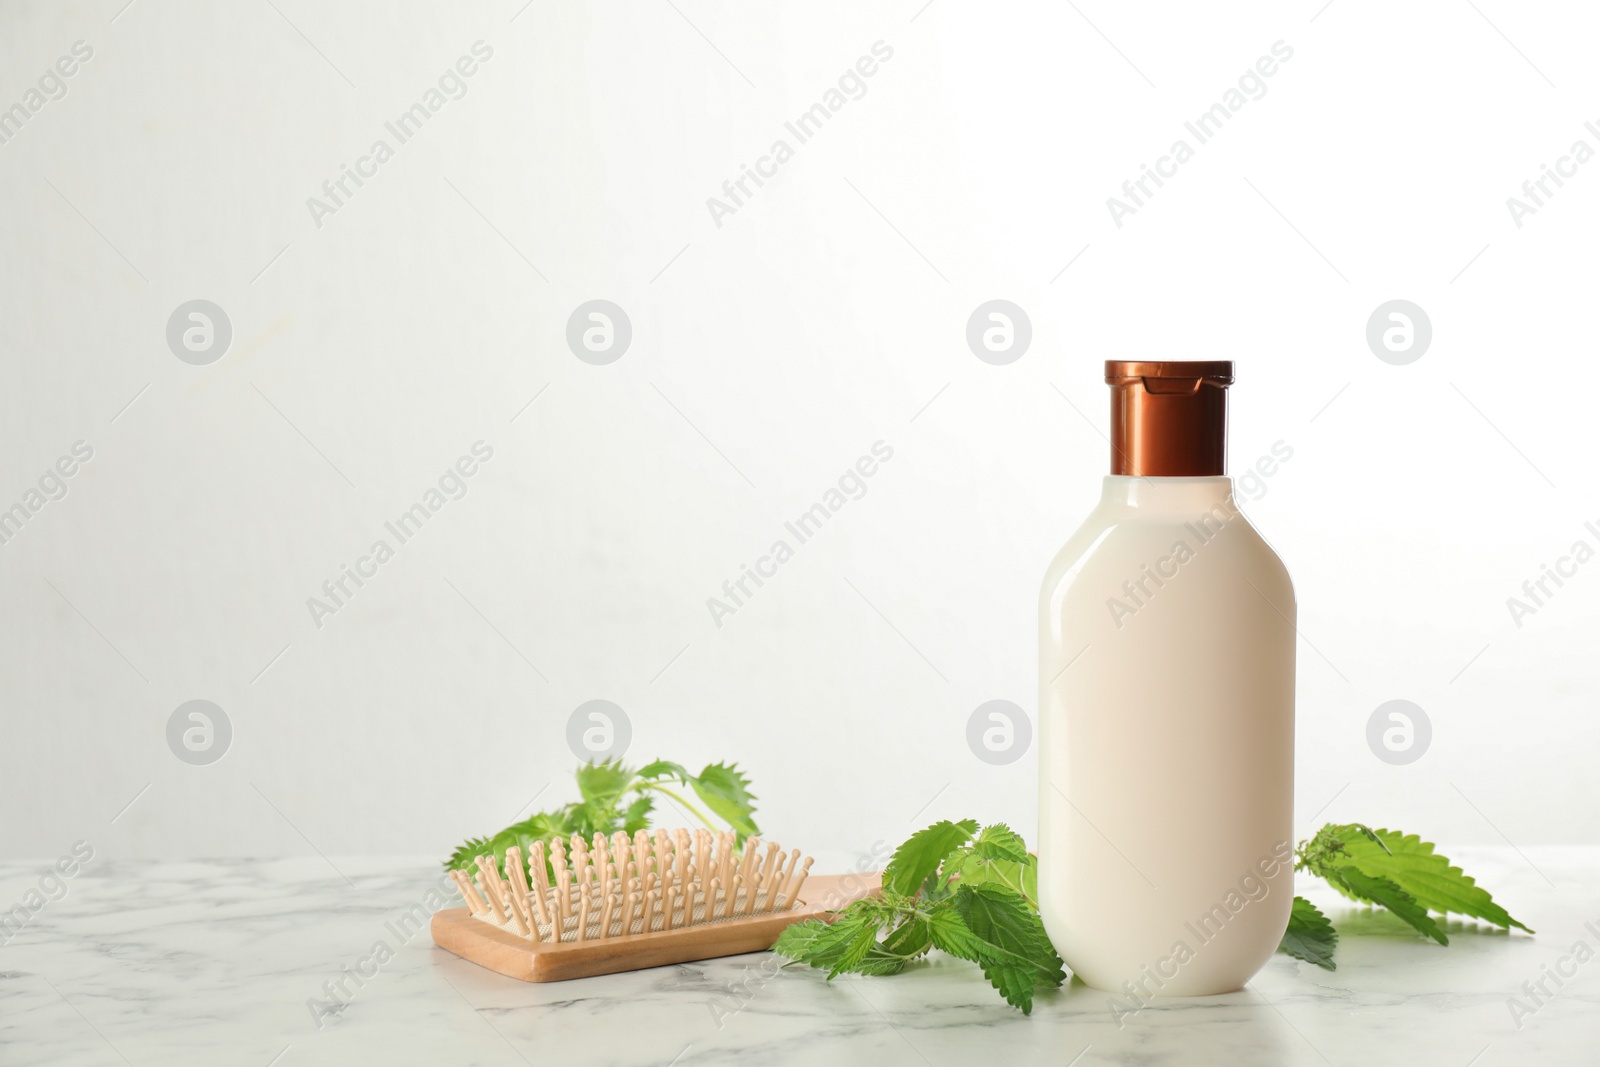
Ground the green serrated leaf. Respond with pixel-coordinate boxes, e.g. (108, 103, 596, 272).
(1278, 896, 1337, 970)
(952, 883, 1066, 981)
(951, 882, 1066, 1014)
(917, 866, 951, 903)
(634, 759, 688, 781)
(771, 918, 831, 964)
(924, 905, 994, 964)
(631, 760, 759, 842)
(879, 915, 933, 960)
(970, 824, 1029, 863)
(1327, 866, 1448, 945)
(771, 906, 883, 978)
(1331, 826, 1532, 933)
(884, 819, 978, 898)
(575, 759, 635, 807)
(855, 948, 912, 976)
(687, 763, 760, 839)
(771, 821, 1067, 1015)
(447, 807, 589, 879)
(1352, 824, 1388, 850)
(776, 899, 936, 979)
(445, 753, 763, 881)
(621, 794, 654, 834)
(446, 836, 493, 872)
(946, 848, 1039, 908)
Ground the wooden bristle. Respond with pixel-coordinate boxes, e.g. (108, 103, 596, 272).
(778, 856, 813, 911)
(756, 842, 780, 911)
(634, 830, 652, 888)
(618, 883, 636, 935)
(459, 829, 815, 943)
(642, 888, 660, 933)
(674, 830, 690, 892)
(553, 838, 572, 926)
(503, 846, 535, 937)
(692, 830, 709, 889)
(663, 885, 679, 931)
(451, 868, 487, 916)
(717, 832, 734, 897)
(526, 841, 552, 929)
(734, 838, 760, 915)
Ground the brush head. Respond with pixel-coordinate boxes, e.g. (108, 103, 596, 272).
(449, 828, 813, 944)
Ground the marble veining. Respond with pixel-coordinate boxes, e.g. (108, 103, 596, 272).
(1, 847, 1595, 1065)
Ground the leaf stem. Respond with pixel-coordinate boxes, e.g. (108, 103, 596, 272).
(645, 784, 718, 831)
(989, 865, 1036, 909)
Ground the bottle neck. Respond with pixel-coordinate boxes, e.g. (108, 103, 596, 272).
(1100, 475, 1236, 515)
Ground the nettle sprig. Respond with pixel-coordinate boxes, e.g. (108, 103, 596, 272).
(446, 760, 1531, 999)
(1278, 823, 1532, 970)
(773, 820, 1066, 1013)
(774, 817, 1532, 1007)
(444, 759, 758, 880)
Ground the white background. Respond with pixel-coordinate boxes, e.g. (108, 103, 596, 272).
(2, 0, 1596, 868)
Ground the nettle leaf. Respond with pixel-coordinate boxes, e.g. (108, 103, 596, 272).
(575, 759, 635, 808)
(446, 836, 493, 872)
(772, 907, 884, 978)
(1331, 826, 1532, 933)
(621, 794, 654, 834)
(860, 908, 940, 975)
(884, 819, 978, 898)
(981, 959, 1044, 1014)
(924, 905, 994, 964)
(952, 883, 1065, 980)
(1278, 896, 1337, 970)
(771, 918, 831, 968)
(772, 917, 825, 952)
(772, 820, 1066, 1014)
(444, 756, 761, 879)
(938, 824, 1037, 904)
(945, 849, 1038, 906)
(634, 760, 760, 841)
(918, 866, 952, 904)
(952, 882, 1066, 1014)
(633, 759, 690, 782)
(688, 763, 760, 839)
(855, 947, 912, 976)
(931, 898, 1044, 1014)
(1327, 866, 1447, 945)
(970, 824, 1029, 863)
(879, 915, 933, 961)
(776, 900, 939, 979)
(570, 800, 624, 838)
(448, 809, 578, 880)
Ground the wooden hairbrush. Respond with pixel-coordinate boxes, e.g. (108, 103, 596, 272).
(432, 827, 880, 982)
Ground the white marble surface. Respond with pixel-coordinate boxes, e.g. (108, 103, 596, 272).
(2, 847, 1596, 1066)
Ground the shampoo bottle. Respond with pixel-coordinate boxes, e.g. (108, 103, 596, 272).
(1037, 361, 1295, 997)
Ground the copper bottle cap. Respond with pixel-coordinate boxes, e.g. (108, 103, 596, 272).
(1104, 361, 1233, 477)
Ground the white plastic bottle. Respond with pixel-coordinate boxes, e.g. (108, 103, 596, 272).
(1037, 361, 1295, 999)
